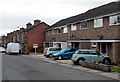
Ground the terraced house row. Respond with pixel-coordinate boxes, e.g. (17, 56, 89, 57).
(1, 1, 120, 64)
(2, 20, 49, 53)
(44, 1, 120, 64)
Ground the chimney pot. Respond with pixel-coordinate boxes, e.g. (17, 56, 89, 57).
(26, 22, 32, 28)
(34, 19, 41, 25)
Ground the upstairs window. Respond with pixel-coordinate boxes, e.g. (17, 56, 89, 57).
(57, 29, 61, 34)
(109, 15, 120, 26)
(63, 27, 68, 33)
(46, 31, 49, 35)
(71, 24, 77, 31)
(94, 18, 103, 28)
(80, 22, 87, 30)
(52, 30, 54, 34)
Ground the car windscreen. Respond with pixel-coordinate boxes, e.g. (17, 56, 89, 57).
(60, 48, 68, 52)
(49, 48, 60, 51)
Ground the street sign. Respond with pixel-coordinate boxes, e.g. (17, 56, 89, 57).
(33, 44, 38, 57)
(33, 44, 38, 48)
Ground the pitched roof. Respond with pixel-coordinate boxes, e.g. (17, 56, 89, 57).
(49, 1, 120, 29)
(25, 22, 50, 32)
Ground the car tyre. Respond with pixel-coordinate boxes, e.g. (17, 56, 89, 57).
(73, 61, 79, 65)
(77, 58, 85, 65)
(58, 55, 63, 60)
(49, 53, 52, 58)
(102, 58, 111, 65)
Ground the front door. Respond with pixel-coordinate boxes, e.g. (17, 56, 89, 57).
(72, 42, 79, 49)
(100, 43, 108, 55)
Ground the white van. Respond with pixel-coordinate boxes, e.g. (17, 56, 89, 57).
(6, 43, 20, 55)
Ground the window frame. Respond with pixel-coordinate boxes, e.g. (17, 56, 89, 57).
(80, 21, 88, 30)
(71, 24, 77, 31)
(52, 29, 55, 34)
(92, 42, 97, 47)
(63, 27, 68, 33)
(94, 18, 103, 28)
(57, 29, 61, 34)
(109, 15, 120, 26)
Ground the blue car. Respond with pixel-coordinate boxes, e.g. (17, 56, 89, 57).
(52, 48, 77, 60)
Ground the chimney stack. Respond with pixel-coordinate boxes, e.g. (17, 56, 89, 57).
(26, 22, 32, 28)
(34, 19, 41, 25)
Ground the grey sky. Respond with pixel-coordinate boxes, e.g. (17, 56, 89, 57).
(0, 0, 116, 36)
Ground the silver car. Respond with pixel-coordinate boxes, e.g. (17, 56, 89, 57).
(0, 47, 6, 53)
(43, 47, 62, 57)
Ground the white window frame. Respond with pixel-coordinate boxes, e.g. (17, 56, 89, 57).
(80, 21, 88, 30)
(94, 18, 103, 28)
(71, 24, 77, 31)
(92, 42, 97, 47)
(63, 27, 68, 33)
(52, 29, 54, 34)
(109, 15, 120, 26)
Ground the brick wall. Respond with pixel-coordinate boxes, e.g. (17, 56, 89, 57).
(26, 23, 48, 52)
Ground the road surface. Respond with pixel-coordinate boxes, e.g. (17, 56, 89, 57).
(2, 53, 117, 81)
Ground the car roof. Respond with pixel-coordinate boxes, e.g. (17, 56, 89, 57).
(65, 48, 77, 49)
(46, 47, 61, 49)
(78, 49, 96, 51)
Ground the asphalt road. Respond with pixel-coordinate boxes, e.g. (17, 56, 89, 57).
(2, 53, 117, 80)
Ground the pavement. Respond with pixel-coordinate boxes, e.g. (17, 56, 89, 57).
(24, 53, 120, 80)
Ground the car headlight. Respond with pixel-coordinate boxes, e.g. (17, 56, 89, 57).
(72, 54, 77, 58)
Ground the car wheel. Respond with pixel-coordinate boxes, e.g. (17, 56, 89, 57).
(102, 58, 111, 65)
(58, 55, 63, 60)
(78, 58, 85, 65)
(49, 53, 52, 58)
(73, 61, 79, 65)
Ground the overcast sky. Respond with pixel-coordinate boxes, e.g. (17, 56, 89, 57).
(0, 0, 117, 36)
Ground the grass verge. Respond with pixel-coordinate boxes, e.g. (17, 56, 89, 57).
(111, 66, 120, 72)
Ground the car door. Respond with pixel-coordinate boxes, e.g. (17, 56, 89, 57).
(63, 49, 76, 58)
(88, 51, 102, 62)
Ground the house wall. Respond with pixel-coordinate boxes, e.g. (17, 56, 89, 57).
(45, 16, 119, 49)
(68, 17, 119, 40)
(112, 42, 120, 64)
(26, 24, 48, 52)
(45, 28, 68, 42)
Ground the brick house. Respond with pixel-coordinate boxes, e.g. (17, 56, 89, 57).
(45, 1, 120, 64)
(25, 20, 49, 52)
(2, 28, 26, 53)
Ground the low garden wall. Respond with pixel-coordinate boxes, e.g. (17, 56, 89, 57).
(81, 62, 111, 72)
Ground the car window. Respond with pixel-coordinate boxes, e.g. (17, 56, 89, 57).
(49, 48, 60, 51)
(89, 51, 97, 55)
(76, 51, 89, 54)
(57, 48, 62, 51)
(69, 49, 76, 52)
(60, 49, 67, 52)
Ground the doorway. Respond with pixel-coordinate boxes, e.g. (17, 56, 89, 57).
(100, 43, 108, 54)
(71, 42, 79, 49)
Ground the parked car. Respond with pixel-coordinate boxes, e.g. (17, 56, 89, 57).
(52, 48, 77, 60)
(6, 43, 20, 55)
(43, 47, 62, 57)
(0, 47, 6, 53)
(71, 49, 111, 65)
